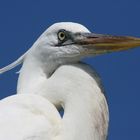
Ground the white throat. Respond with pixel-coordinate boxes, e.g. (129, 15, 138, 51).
(17, 48, 59, 94)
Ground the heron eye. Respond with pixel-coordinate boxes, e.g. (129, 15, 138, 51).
(58, 31, 66, 41)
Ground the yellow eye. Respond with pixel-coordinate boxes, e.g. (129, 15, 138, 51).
(58, 31, 66, 41)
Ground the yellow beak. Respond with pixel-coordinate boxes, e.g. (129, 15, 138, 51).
(75, 33, 140, 55)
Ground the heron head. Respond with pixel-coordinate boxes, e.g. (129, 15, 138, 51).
(1, 22, 140, 74)
(34, 22, 140, 63)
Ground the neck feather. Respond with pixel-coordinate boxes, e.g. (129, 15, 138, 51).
(62, 97, 107, 140)
(17, 52, 58, 94)
(57, 65, 108, 140)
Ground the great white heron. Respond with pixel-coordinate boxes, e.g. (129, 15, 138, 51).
(0, 22, 140, 140)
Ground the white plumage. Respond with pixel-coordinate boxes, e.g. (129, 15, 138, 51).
(0, 94, 61, 140)
(0, 22, 140, 140)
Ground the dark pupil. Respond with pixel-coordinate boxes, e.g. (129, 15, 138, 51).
(60, 33, 65, 38)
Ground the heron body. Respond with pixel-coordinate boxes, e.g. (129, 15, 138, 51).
(0, 22, 140, 140)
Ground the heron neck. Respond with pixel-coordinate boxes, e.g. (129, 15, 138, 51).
(53, 64, 108, 140)
(17, 54, 108, 140)
(62, 91, 106, 140)
(17, 53, 58, 94)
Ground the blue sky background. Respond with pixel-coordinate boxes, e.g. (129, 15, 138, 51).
(0, 0, 140, 139)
